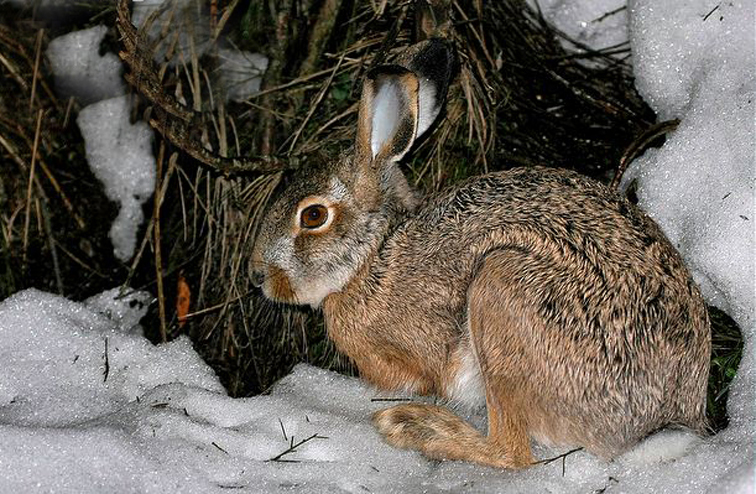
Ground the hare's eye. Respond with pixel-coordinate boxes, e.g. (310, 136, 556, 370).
(300, 204, 329, 229)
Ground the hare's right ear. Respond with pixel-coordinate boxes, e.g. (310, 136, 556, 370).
(355, 39, 454, 167)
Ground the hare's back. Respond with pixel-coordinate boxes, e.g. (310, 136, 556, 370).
(418, 167, 685, 278)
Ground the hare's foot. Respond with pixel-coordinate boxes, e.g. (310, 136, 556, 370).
(372, 403, 526, 468)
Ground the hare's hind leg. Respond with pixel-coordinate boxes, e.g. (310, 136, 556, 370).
(372, 251, 536, 469)
(466, 249, 536, 468)
(372, 360, 531, 467)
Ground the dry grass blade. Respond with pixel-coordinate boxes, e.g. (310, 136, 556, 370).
(29, 28, 43, 111)
(22, 109, 43, 266)
(154, 141, 168, 342)
(0, 51, 27, 89)
(286, 53, 347, 155)
(211, 0, 241, 40)
(241, 59, 360, 103)
(0, 114, 86, 229)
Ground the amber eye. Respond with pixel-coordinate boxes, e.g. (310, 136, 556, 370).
(300, 204, 329, 229)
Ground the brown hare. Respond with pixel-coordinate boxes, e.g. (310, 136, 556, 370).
(250, 39, 711, 468)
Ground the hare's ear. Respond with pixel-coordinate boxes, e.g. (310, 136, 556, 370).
(356, 66, 419, 164)
(355, 39, 454, 165)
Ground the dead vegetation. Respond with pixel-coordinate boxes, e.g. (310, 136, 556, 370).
(0, 16, 123, 299)
(0, 0, 742, 428)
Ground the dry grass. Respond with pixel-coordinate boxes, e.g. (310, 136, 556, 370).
(0, 14, 122, 300)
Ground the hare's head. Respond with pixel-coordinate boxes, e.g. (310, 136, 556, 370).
(251, 39, 454, 307)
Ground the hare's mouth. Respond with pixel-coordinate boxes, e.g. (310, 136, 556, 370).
(266, 266, 298, 304)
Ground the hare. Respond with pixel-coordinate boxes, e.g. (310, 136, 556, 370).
(250, 39, 711, 468)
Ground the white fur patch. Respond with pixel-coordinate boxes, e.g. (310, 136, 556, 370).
(446, 345, 486, 410)
(370, 80, 402, 159)
(618, 429, 701, 467)
(293, 264, 354, 309)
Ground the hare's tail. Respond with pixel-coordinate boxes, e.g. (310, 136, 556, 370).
(372, 403, 532, 468)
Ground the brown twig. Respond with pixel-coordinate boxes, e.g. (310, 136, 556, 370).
(533, 447, 583, 476)
(265, 433, 327, 463)
(611, 119, 680, 190)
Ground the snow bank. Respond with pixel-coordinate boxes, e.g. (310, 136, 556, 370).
(77, 96, 156, 262)
(0, 288, 752, 493)
(0, 289, 432, 493)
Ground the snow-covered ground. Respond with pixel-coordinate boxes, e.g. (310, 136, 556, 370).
(1, 0, 753, 492)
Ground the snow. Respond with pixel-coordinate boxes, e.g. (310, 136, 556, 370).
(1, 0, 753, 492)
(527, 0, 629, 53)
(45, 25, 156, 262)
(76, 96, 156, 262)
(45, 25, 125, 105)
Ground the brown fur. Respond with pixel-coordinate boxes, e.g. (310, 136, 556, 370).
(251, 39, 711, 468)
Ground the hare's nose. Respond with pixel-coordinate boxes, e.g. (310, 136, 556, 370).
(251, 270, 265, 288)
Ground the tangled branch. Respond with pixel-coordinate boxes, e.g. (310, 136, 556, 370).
(115, 0, 292, 175)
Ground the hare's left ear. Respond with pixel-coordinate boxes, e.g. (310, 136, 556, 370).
(355, 38, 454, 165)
